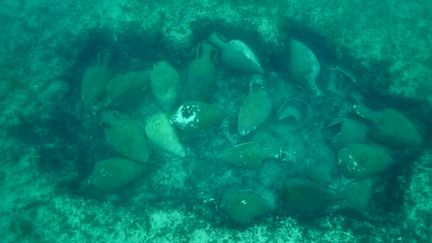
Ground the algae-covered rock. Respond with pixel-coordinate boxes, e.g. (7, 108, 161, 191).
(221, 190, 270, 225)
(281, 178, 334, 212)
(238, 89, 272, 136)
(185, 43, 218, 101)
(105, 70, 149, 108)
(88, 157, 145, 193)
(353, 104, 422, 148)
(145, 112, 186, 157)
(150, 61, 180, 112)
(81, 49, 112, 108)
(102, 112, 150, 164)
(220, 141, 265, 169)
(171, 101, 224, 135)
(338, 143, 394, 179)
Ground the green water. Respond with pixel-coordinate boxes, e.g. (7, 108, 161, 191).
(1, 0, 431, 242)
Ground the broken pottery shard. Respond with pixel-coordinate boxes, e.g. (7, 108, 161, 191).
(276, 98, 310, 131)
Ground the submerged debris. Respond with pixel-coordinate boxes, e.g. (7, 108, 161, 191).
(353, 103, 423, 148)
(150, 61, 180, 112)
(88, 158, 146, 193)
(221, 190, 271, 225)
(209, 32, 264, 74)
(288, 40, 321, 96)
(238, 89, 272, 136)
(80, 49, 113, 108)
(171, 101, 224, 135)
(145, 112, 186, 157)
(338, 143, 394, 179)
(5, 2, 430, 240)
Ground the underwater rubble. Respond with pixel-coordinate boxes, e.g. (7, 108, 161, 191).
(1, 0, 432, 242)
